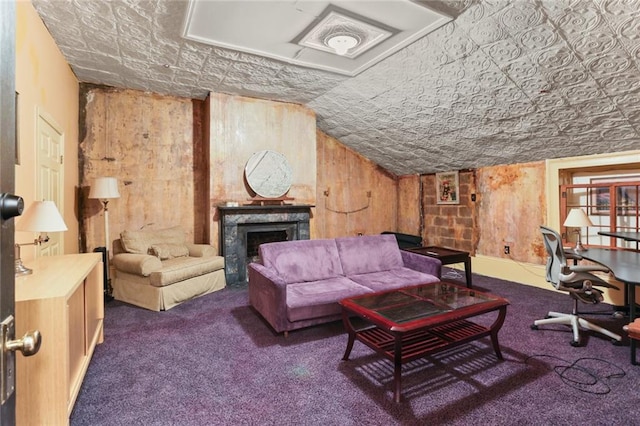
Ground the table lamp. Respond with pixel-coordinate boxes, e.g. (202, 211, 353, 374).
(563, 208, 593, 252)
(89, 177, 120, 250)
(15, 200, 68, 276)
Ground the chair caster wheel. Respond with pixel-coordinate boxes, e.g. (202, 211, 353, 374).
(570, 340, 581, 347)
(531, 324, 539, 330)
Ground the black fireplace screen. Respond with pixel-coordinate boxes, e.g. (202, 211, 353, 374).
(246, 230, 288, 258)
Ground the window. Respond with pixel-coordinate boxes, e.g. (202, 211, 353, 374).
(561, 174, 640, 249)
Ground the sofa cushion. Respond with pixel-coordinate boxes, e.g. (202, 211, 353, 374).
(151, 243, 189, 260)
(336, 234, 404, 276)
(286, 277, 373, 322)
(259, 239, 344, 284)
(121, 226, 186, 254)
(348, 268, 440, 292)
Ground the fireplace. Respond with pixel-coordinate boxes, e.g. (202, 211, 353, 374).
(218, 205, 312, 286)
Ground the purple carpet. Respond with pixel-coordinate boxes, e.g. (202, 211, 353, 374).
(71, 269, 640, 425)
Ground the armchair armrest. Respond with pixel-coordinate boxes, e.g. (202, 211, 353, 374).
(112, 253, 162, 277)
(186, 243, 216, 258)
(247, 262, 290, 333)
(400, 250, 442, 278)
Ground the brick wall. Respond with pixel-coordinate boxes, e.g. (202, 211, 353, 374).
(421, 171, 477, 254)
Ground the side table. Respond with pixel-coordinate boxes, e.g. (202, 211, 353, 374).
(404, 246, 473, 288)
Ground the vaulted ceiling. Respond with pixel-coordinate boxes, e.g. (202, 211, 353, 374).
(32, 0, 640, 176)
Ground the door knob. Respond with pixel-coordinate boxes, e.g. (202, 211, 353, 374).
(5, 330, 41, 357)
(0, 193, 24, 220)
(1, 316, 42, 403)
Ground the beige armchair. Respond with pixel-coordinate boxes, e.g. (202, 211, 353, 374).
(112, 226, 226, 311)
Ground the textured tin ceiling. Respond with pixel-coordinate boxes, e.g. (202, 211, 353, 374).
(183, 1, 451, 75)
(32, 0, 640, 176)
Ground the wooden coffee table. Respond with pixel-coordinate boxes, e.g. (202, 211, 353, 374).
(340, 282, 509, 402)
(404, 246, 473, 287)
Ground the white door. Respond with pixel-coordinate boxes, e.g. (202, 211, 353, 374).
(35, 109, 64, 257)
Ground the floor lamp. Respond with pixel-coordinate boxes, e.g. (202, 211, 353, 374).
(89, 177, 120, 300)
(564, 208, 593, 252)
(15, 201, 68, 276)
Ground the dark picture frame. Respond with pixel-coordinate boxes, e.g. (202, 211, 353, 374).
(436, 171, 459, 205)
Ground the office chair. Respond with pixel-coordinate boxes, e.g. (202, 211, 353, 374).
(531, 226, 622, 347)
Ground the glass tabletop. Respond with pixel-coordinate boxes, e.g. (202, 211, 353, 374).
(346, 282, 499, 324)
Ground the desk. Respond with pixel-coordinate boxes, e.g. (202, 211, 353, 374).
(598, 231, 640, 250)
(598, 231, 640, 242)
(573, 248, 640, 365)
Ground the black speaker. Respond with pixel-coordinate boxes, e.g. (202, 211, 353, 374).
(93, 246, 113, 302)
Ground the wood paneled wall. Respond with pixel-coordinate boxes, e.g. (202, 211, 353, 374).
(208, 93, 317, 248)
(476, 162, 546, 262)
(397, 175, 421, 236)
(80, 87, 404, 254)
(80, 86, 549, 265)
(315, 131, 398, 238)
(79, 86, 197, 253)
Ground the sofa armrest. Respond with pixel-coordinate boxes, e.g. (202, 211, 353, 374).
(401, 250, 442, 279)
(185, 243, 216, 258)
(248, 262, 290, 334)
(112, 253, 162, 277)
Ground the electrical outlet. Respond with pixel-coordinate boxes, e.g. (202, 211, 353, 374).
(504, 245, 510, 255)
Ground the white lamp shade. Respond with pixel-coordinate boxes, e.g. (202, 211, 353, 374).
(15, 201, 68, 232)
(563, 208, 593, 227)
(89, 177, 120, 200)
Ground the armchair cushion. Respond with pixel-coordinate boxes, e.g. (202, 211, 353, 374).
(149, 256, 225, 287)
(120, 226, 186, 254)
(150, 243, 189, 260)
(112, 253, 163, 276)
(186, 244, 217, 258)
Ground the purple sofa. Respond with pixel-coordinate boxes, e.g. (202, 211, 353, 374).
(248, 234, 442, 335)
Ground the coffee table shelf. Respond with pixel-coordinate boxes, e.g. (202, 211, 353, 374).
(356, 319, 491, 364)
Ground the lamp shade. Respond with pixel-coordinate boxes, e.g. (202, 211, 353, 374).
(563, 208, 593, 227)
(15, 201, 68, 232)
(89, 177, 120, 200)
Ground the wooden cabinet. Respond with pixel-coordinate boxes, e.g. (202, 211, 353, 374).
(15, 253, 104, 426)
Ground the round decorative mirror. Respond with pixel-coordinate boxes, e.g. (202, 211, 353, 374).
(245, 150, 293, 198)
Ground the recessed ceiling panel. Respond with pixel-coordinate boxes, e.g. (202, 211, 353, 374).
(182, 0, 452, 76)
(296, 8, 395, 59)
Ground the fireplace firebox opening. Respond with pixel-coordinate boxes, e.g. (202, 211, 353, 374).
(246, 230, 288, 258)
